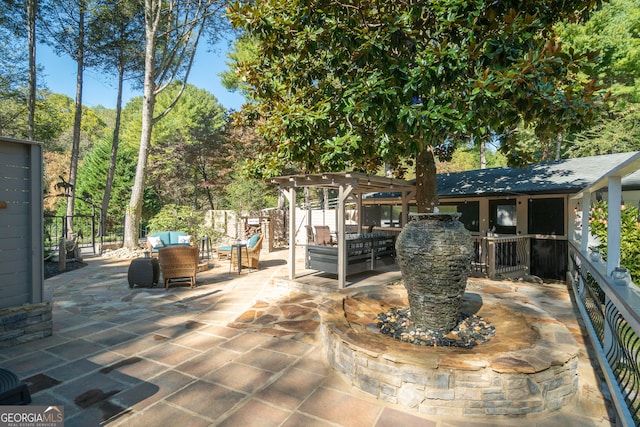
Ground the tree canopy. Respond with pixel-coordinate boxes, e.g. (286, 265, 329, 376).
(228, 0, 607, 211)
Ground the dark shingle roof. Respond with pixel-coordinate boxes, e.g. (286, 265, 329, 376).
(436, 152, 640, 198)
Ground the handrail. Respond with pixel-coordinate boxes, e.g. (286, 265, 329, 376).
(568, 241, 640, 426)
(471, 235, 531, 279)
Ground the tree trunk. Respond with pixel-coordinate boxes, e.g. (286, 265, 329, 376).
(100, 65, 125, 236)
(65, 0, 86, 235)
(415, 145, 438, 213)
(480, 138, 487, 169)
(555, 133, 562, 160)
(26, 0, 37, 141)
(123, 0, 159, 248)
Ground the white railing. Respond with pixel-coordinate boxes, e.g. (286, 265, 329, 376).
(471, 235, 531, 279)
(568, 242, 640, 426)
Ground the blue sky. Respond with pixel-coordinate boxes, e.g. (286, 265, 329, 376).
(37, 38, 246, 112)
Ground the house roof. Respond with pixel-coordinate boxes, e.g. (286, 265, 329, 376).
(436, 152, 640, 198)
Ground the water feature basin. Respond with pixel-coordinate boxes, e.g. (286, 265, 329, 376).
(319, 279, 580, 417)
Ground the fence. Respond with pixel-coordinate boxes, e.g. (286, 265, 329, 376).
(43, 214, 143, 255)
(568, 242, 640, 426)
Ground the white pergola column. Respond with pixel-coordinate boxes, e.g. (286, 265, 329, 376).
(337, 183, 354, 289)
(281, 187, 297, 280)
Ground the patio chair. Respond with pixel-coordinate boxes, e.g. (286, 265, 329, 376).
(232, 233, 264, 269)
(314, 225, 334, 246)
(306, 225, 315, 244)
(158, 245, 199, 290)
(217, 233, 263, 269)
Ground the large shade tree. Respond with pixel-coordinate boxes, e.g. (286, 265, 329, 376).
(40, 0, 97, 234)
(89, 0, 145, 236)
(122, 0, 227, 249)
(228, 0, 607, 212)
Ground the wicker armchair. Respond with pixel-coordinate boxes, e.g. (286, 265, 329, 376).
(217, 234, 264, 269)
(158, 245, 199, 290)
(234, 233, 263, 269)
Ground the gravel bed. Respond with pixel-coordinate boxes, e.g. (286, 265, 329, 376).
(375, 307, 496, 348)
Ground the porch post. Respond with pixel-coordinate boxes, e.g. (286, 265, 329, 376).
(400, 191, 413, 227)
(581, 192, 590, 253)
(607, 176, 622, 276)
(487, 238, 496, 279)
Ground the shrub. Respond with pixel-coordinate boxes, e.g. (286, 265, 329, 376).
(147, 204, 204, 237)
(589, 200, 640, 284)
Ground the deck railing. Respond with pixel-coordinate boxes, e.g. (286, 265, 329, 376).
(471, 235, 530, 279)
(568, 242, 640, 426)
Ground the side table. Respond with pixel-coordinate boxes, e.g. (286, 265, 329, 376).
(128, 257, 160, 288)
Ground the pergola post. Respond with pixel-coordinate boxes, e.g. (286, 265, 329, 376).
(337, 183, 354, 289)
(280, 186, 297, 280)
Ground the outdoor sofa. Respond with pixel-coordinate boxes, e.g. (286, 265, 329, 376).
(146, 231, 192, 256)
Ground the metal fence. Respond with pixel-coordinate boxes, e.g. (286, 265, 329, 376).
(568, 243, 640, 426)
(43, 214, 142, 255)
(44, 214, 97, 254)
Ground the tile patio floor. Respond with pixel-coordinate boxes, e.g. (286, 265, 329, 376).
(0, 248, 617, 426)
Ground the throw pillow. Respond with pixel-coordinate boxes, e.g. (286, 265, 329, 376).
(178, 235, 191, 244)
(148, 236, 164, 248)
(247, 234, 261, 248)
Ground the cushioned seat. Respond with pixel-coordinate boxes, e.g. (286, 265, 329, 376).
(146, 231, 191, 256)
(217, 234, 263, 269)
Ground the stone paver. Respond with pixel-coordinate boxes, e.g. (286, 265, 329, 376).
(0, 249, 616, 426)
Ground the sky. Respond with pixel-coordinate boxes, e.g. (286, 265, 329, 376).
(36, 38, 246, 112)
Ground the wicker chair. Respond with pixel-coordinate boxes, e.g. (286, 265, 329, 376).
(158, 245, 199, 290)
(217, 233, 264, 269)
(235, 233, 263, 269)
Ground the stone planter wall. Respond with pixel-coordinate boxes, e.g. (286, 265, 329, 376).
(318, 282, 581, 418)
(0, 302, 52, 348)
(321, 320, 578, 416)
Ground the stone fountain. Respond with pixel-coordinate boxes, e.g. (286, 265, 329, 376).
(395, 212, 473, 334)
(317, 212, 580, 417)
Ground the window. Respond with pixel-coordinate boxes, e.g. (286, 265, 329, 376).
(489, 199, 516, 234)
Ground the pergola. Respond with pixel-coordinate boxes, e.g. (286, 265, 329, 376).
(271, 172, 416, 288)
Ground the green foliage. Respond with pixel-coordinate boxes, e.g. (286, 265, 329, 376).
(224, 177, 275, 215)
(557, 0, 640, 90)
(74, 137, 139, 226)
(228, 0, 605, 211)
(566, 102, 640, 157)
(119, 84, 234, 210)
(441, 143, 508, 172)
(589, 201, 640, 284)
(220, 35, 257, 95)
(147, 204, 205, 238)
